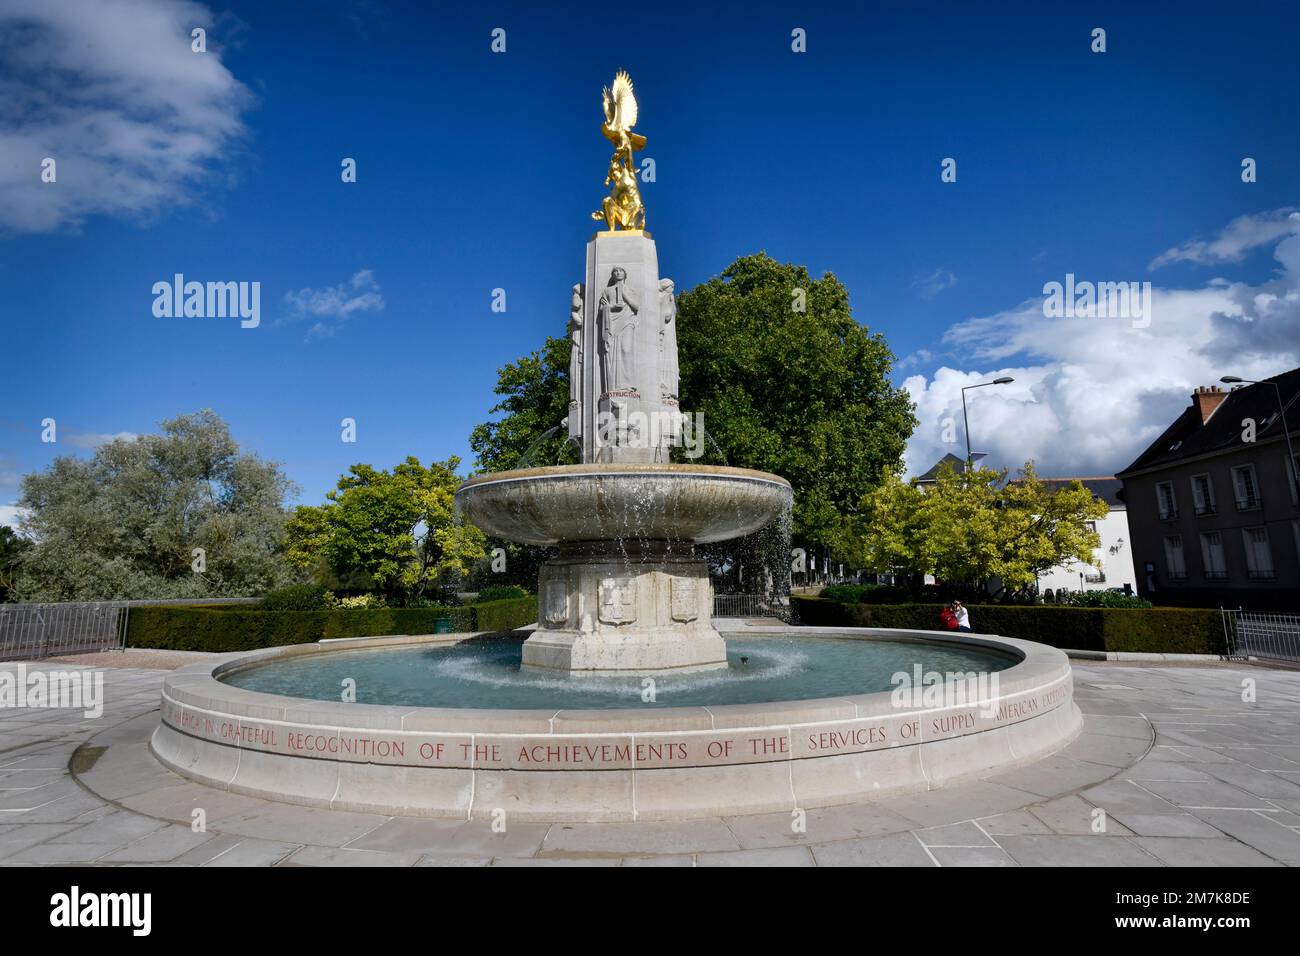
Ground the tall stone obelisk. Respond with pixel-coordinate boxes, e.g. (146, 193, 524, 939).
(570, 233, 680, 463)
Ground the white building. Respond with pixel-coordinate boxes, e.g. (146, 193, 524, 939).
(1034, 477, 1136, 596)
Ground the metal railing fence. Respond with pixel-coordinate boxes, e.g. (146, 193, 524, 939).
(713, 593, 782, 618)
(1222, 607, 1300, 663)
(0, 597, 259, 660)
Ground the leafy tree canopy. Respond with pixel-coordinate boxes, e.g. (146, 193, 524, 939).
(0, 525, 32, 602)
(832, 462, 1109, 592)
(14, 410, 298, 602)
(285, 456, 485, 601)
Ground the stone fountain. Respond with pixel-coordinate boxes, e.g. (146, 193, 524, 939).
(454, 71, 791, 674)
(149, 73, 1081, 823)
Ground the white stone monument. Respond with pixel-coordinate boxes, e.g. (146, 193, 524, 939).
(455, 71, 791, 674)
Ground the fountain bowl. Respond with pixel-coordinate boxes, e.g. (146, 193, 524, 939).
(454, 463, 792, 546)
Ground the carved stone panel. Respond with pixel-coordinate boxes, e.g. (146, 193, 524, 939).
(542, 579, 569, 626)
(670, 578, 698, 622)
(598, 577, 637, 625)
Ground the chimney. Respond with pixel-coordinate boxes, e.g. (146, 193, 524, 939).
(1192, 385, 1228, 424)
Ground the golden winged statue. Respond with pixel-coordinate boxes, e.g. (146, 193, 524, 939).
(592, 70, 647, 232)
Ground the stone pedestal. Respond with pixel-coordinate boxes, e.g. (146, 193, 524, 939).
(573, 231, 680, 465)
(521, 541, 727, 674)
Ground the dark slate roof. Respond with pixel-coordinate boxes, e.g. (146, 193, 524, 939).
(1038, 477, 1125, 508)
(917, 452, 985, 481)
(1118, 367, 1300, 476)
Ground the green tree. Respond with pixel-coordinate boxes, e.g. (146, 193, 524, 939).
(835, 462, 1108, 593)
(14, 410, 298, 602)
(469, 336, 574, 473)
(285, 457, 485, 601)
(0, 525, 32, 602)
(676, 254, 916, 544)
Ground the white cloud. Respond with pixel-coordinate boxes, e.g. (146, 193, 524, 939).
(896, 348, 935, 371)
(0, 0, 252, 235)
(63, 431, 138, 450)
(283, 270, 384, 339)
(911, 268, 958, 300)
(903, 208, 1300, 478)
(0, 503, 28, 529)
(1148, 208, 1300, 269)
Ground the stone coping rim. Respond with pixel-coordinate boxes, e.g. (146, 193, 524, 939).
(456, 462, 793, 491)
(164, 627, 1064, 733)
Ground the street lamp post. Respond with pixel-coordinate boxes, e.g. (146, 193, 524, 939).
(1220, 376, 1298, 501)
(961, 377, 1015, 470)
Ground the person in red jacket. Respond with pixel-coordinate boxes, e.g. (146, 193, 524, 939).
(939, 604, 958, 631)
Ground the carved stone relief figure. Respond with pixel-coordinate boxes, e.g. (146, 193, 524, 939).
(568, 283, 584, 409)
(597, 266, 641, 394)
(658, 278, 679, 402)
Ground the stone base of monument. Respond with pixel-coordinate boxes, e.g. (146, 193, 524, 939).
(523, 541, 728, 674)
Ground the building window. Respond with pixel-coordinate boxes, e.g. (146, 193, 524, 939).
(1290, 453, 1300, 505)
(1190, 473, 1216, 515)
(1163, 535, 1187, 580)
(1242, 527, 1275, 581)
(1156, 481, 1178, 519)
(1200, 531, 1228, 580)
(1085, 520, 1098, 533)
(1231, 464, 1260, 510)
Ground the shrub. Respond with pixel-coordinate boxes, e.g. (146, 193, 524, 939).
(339, 593, 387, 609)
(260, 583, 338, 611)
(818, 583, 981, 605)
(790, 596, 1225, 655)
(474, 596, 537, 632)
(819, 584, 880, 603)
(1062, 590, 1152, 609)
(475, 584, 528, 602)
(126, 595, 538, 653)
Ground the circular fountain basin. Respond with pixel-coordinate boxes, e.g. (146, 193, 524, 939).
(453, 463, 792, 545)
(220, 634, 1016, 708)
(151, 626, 1082, 822)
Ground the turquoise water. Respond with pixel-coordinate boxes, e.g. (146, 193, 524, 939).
(221, 635, 1016, 710)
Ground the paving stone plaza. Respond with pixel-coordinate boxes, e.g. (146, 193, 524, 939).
(3, 652, 1298, 867)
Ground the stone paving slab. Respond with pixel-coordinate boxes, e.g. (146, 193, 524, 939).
(721, 803, 916, 849)
(280, 845, 421, 867)
(2, 659, 1300, 865)
(696, 846, 814, 866)
(928, 845, 1018, 866)
(810, 832, 937, 866)
(1133, 836, 1283, 867)
(996, 835, 1162, 867)
(1029, 794, 1136, 836)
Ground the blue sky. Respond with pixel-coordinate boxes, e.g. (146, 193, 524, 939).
(2, 0, 1299, 523)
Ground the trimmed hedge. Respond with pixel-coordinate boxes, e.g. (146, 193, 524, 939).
(791, 596, 1226, 655)
(126, 596, 537, 653)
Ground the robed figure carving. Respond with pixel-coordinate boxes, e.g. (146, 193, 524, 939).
(658, 278, 679, 402)
(568, 283, 584, 409)
(597, 266, 640, 395)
